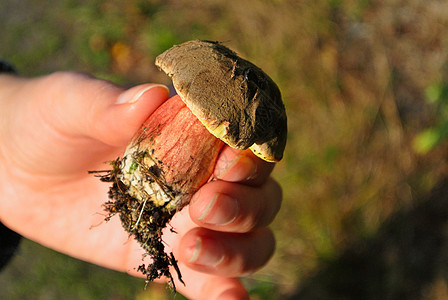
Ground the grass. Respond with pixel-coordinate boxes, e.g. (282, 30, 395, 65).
(1, 0, 448, 299)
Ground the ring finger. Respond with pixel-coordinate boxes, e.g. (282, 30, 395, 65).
(178, 227, 275, 277)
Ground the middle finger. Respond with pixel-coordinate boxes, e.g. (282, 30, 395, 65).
(189, 177, 282, 233)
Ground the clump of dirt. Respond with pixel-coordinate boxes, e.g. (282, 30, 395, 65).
(92, 160, 183, 290)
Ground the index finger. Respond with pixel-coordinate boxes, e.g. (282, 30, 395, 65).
(214, 146, 275, 186)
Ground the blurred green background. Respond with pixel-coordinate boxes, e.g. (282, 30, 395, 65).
(2, 0, 448, 299)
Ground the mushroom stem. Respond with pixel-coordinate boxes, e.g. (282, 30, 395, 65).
(102, 95, 223, 289)
(121, 94, 224, 210)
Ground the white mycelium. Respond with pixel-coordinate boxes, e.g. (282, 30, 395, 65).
(118, 145, 177, 211)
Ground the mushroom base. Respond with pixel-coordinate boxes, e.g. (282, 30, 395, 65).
(99, 169, 182, 289)
(93, 95, 224, 291)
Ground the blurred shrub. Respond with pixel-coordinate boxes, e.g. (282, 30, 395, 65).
(414, 80, 448, 153)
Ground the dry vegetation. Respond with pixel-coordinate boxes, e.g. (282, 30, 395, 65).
(2, 0, 448, 299)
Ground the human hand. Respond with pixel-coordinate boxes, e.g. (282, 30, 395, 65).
(0, 72, 282, 300)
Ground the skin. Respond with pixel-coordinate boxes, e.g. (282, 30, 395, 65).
(0, 72, 282, 300)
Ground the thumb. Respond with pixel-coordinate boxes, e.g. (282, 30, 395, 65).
(39, 72, 170, 147)
(88, 82, 170, 147)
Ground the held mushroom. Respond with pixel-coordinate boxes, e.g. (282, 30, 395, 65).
(96, 40, 287, 290)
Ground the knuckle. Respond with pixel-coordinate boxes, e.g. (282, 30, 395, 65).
(254, 178, 282, 229)
(237, 229, 275, 274)
(43, 71, 88, 84)
(268, 178, 283, 214)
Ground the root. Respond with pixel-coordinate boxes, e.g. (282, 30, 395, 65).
(95, 160, 183, 292)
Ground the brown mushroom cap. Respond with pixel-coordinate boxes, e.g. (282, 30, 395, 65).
(155, 40, 287, 162)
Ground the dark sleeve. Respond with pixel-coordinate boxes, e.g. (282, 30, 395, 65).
(0, 222, 22, 271)
(0, 59, 22, 271)
(0, 59, 17, 73)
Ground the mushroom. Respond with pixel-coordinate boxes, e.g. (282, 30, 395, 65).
(97, 40, 287, 290)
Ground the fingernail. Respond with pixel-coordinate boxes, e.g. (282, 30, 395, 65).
(215, 154, 257, 182)
(116, 84, 169, 104)
(198, 194, 239, 225)
(188, 237, 225, 267)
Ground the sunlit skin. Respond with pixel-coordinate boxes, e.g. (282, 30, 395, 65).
(0, 72, 282, 300)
